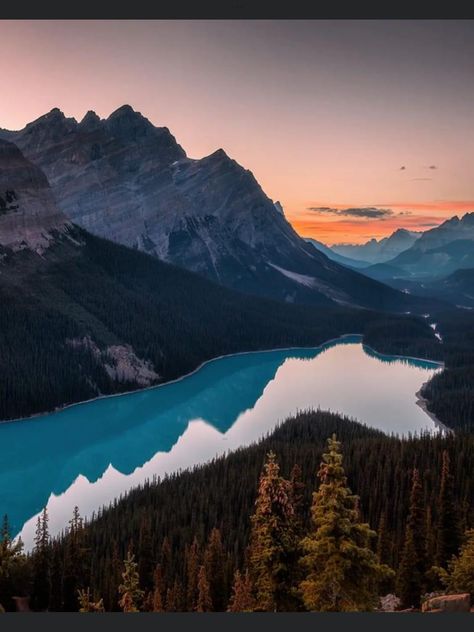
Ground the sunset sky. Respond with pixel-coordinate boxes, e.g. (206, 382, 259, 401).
(0, 20, 473, 244)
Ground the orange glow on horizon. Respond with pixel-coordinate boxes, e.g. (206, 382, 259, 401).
(287, 200, 474, 244)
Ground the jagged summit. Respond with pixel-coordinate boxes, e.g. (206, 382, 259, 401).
(107, 104, 138, 119)
(0, 108, 424, 312)
(79, 110, 101, 129)
(24, 107, 76, 130)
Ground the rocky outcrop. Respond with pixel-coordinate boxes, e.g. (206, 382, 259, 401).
(0, 106, 429, 312)
(0, 139, 69, 252)
(379, 593, 401, 612)
(421, 593, 471, 613)
(66, 337, 160, 387)
(104, 345, 160, 386)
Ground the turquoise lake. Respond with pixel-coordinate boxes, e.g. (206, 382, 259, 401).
(0, 335, 442, 548)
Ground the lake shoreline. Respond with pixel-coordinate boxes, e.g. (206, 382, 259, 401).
(0, 332, 444, 427)
(415, 385, 452, 434)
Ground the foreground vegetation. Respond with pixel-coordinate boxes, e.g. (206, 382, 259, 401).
(0, 411, 472, 611)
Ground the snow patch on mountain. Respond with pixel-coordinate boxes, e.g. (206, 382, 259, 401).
(268, 263, 316, 288)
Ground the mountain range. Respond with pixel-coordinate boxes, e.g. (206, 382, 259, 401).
(360, 214, 474, 282)
(2, 135, 441, 421)
(0, 106, 429, 312)
(331, 228, 421, 264)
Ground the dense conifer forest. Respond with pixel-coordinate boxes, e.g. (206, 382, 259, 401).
(0, 228, 444, 422)
(420, 309, 474, 432)
(1, 411, 473, 612)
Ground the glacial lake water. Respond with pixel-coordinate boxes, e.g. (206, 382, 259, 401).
(0, 335, 442, 548)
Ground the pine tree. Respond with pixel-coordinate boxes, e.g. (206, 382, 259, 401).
(106, 541, 122, 612)
(118, 550, 144, 612)
(203, 528, 226, 611)
(397, 468, 427, 608)
(289, 463, 305, 536)
(138, 515, 154, 592)
(63, 506, 89, 611)
(196, 565, 212, 612)
(299, 435, 393, 611)
(32, 508, 52, 611)
(77, 587, 104, 612)
(227, 569, 255, 612)
(0, 515, 27, 611)
(425, 506, 436, 561)
(165, 579, 183, 612)
(376, 510, 391, 565)
(436, 451, 460, 567)
(152, 564, 164, 612)
(248, 451, 297, 611)
(160, 537, 172, 595)
(445, 529, 474, 596)
(185, 537, 200, 611)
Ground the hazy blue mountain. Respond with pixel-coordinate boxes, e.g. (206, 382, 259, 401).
(363, 235, 474, 285)
(305, 238, 370, 268)
(408, 212, 474, 252)
(425, 267, 474, 308)
(332, 228, 420, 264)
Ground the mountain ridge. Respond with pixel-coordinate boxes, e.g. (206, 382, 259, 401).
(0, 105, 433, 313)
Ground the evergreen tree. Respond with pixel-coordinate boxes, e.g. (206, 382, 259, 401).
(227, 569, 255, 612)
(196, 565, 212, 612)
(425, 506, 436, 562)
(0, 515, 28, 611)
(118, 550, 144, 612)
(151, 564, 164, 612)
(248, 451, 297, 611)
(289, 463, 305, 536)
(106, 541, 122, 612)
(299, 435, 392, 611)
(436, 450, 460, 567)
(445, 529, 474, 596)
(203, 528, 226, 611)
(376, 510, 391, 566)
(32, 508, 52, 611)
(397, 468, 427, 608)
(185, 537, 200, 611)
(63, 506, 89, 611)
(165, 579, 183, 612)
(165, 586, 177, 612)
(160, 537, 172, 595)
(137, 515, 154, 592)
(77, 587, 104, 612)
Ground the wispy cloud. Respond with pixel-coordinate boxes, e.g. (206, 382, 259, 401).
(306, 206, 393, 219)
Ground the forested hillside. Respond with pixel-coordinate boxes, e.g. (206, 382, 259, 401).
(0, 228, 442, 422)
(421, 309, 474, 432)
(1, 410, 472, 611)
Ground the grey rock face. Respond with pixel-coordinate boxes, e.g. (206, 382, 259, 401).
(0, 106, 418, 310)
(0, 139, 69, 252)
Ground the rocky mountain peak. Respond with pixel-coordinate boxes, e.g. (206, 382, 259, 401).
(21, 108, 77, 143)
(79, 110, 101, 131)
(107, 104, 138, 119)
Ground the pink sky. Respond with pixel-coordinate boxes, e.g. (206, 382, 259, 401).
(0, 20, 473, 244)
